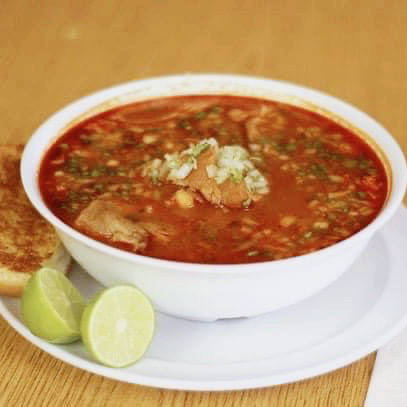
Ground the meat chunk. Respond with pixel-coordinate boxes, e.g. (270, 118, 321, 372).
(218, 178, 250, 208)
(75, 200, 148, 250)
(112, 99, 213, 125)
(142, 139, 269, 209)
(75, 199, 176, 250)
(176, 148, 250, 208)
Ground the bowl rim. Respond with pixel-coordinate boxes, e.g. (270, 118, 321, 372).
(21, 73, 407, 273)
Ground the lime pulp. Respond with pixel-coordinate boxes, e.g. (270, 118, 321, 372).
(80, 285, 155, 368)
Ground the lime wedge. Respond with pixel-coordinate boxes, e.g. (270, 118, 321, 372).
(21, 267, 85, 344)
(80, 285, 155, 368)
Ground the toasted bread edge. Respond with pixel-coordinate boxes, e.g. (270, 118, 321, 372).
(0, 243, 72, 297)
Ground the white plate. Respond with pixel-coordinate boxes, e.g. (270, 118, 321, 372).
(1, 206, 407, 391)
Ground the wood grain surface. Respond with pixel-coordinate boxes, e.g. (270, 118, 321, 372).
(1, 1, 406, 405)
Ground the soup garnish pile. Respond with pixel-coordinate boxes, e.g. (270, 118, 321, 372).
(40, 95, 387, 264)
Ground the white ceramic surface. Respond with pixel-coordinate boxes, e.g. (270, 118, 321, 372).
(21, 74, 407, 320)
(1, 206, 407, 390)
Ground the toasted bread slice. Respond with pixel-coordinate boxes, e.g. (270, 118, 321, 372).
(0, 144, 71, 296)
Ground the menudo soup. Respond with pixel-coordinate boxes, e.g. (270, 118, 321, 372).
(39, 95, 388, 264)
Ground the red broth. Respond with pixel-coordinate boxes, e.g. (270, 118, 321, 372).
(39, 95, 388, 264)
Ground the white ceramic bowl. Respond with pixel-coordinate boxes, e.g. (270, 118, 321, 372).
(21, 74, 407, 321)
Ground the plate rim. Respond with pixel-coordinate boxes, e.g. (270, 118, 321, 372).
(1, 206, 407, 391)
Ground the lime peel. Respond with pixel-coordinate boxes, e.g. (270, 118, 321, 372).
(21, 267, 85, 344)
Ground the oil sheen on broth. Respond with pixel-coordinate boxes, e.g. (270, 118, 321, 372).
(39, 95, 388, 264)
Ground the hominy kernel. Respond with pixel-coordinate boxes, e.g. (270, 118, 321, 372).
(280, 216, 296, 227)
(329, 175, 344, 183)
(106, 159, 119, 167)
(143, 134, 158, 144)
(313, 221, 329, 229)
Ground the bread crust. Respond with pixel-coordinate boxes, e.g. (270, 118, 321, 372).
(0, 144, 71, 296)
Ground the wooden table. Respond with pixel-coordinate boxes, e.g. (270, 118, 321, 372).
(1, 1, 406, 405)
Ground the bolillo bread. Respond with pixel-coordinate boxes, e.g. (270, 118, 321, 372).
(0, 144, 71, 296)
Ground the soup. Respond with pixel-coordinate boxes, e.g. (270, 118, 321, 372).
(39, 95, 388, 264)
